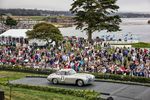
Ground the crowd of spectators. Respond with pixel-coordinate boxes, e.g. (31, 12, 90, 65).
(0, 36, 150, 77)
(16, 22, 33, 29)
(0, 21, 36, 32)
(0, 23, 9, 34)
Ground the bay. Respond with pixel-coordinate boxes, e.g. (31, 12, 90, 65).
(59, 18, 150, 43)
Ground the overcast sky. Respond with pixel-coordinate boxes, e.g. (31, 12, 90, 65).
(0, 0, 150, 13)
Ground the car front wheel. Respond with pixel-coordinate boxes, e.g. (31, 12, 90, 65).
(77, 80, 84, 87)
(52, 78, 58, 84)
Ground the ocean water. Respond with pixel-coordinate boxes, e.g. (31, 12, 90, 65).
(59, 18, 150, 42)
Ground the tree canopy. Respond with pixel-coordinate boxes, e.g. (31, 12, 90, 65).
(26, 22, 63, 46)
(5, 16, 18, 27)
(70, 0, 121, 41)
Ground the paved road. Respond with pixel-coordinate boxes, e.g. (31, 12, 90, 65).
(10, 78, 150, 100)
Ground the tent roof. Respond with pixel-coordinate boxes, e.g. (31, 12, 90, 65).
(0, 29, 31, 38)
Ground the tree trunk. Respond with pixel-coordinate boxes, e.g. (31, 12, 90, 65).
(87, 30, 92, 43)
(55, 41, 59, 48)
(46, 39, 52, 47)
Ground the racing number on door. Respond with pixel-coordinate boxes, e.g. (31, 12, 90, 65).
(61, 76, 65, 81)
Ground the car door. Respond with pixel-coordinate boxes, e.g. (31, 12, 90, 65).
(58, 71, 66, 84)
(55, 71, 65, 83)
(63, 72, 75, 84)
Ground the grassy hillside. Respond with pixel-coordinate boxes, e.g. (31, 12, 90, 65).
(132, 42, 150, 48)
(0, 71, 85, 100)
(0, 86, 85, 100)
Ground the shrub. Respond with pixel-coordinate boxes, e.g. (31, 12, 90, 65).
(0, 65, 55, 75)
(11, 84, 101, 100)
(1, 65, 150, 84)
(93, 73, 150, 83)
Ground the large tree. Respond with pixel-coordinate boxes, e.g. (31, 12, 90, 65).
(70, 0, 121, 42)
(26, 23, 63, 47)
(5, 16, 18, 28)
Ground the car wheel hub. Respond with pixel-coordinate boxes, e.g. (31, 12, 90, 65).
(78, 80, 83, 86)
(53, 79, 58, 84)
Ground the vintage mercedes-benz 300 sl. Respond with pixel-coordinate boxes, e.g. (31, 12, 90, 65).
(47, 69, 95, 86)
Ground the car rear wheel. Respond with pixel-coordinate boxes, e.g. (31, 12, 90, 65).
(52, 78, 58, 84)
(77, 80, 84, 87)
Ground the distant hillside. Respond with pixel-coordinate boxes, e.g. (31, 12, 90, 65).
(0, 8, 72, 16)
(0, 8, 150, 18)
(117, 12, 150, 18)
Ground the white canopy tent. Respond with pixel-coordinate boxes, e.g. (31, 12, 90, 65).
(0, 29, 54, 46)
(0, 29, 31, 38)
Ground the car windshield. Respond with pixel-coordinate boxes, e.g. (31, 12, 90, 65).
(69, 70, 76, 75)
(56, 71, 65, 75)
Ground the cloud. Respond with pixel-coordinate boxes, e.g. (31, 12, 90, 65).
(117, 0, 150, 12)
(0, 0, 73, 11)
(0, 0, 150, 12)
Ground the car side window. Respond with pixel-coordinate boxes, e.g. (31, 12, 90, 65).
(56, 71, 60, 75)
(65, 72, 70, 75)
(59, 71, 66, 75)
(68, 71, 71, 75)
(56, 71, 69, 75)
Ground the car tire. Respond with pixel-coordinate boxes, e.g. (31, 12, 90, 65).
(52, 78, 58, 84)
(77, 79, 84, 87)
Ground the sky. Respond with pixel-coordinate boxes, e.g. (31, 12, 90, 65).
(0, 0, 150, 13)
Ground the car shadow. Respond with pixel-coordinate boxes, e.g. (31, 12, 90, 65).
(47, 82, 94, 88)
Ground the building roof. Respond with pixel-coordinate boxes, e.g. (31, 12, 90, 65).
(0, 29, 31, 38)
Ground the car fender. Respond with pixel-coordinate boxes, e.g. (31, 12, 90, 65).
(75, 77, 88, 84)
(47, 75, 59, 82)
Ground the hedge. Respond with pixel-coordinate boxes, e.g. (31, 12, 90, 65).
(9, 84, 101, 100)
(93, 73, 150, 83)
(0, 65, 55, 75)
(1, 65, 150, 84)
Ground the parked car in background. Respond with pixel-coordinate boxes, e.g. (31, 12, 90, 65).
(47, 69, 95, 87)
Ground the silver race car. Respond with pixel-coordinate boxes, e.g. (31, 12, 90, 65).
(47, 69, 95, 86)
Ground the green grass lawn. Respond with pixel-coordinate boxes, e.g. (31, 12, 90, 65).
(132, 42, 150, 48)
(0, 71, 46, 84)
(111, 42, 150, 48)
(0, 85, 85, 100)
(0, 71, 85, 100)
(29, 16, 46, 21)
